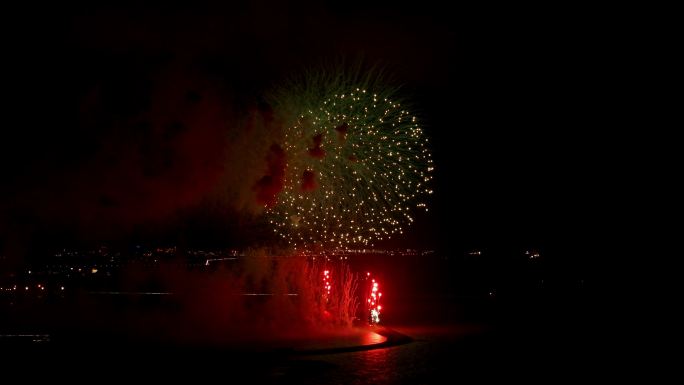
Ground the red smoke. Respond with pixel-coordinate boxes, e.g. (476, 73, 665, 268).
(254, 144, 286, 207)
(308, 133, 326, 159)
(14, 64, 234, 237)
(84, 67, 229, 226)
(335, 122, 348, 142)
(301, 170, 317, 192)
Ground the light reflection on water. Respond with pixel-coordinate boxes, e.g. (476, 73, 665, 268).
(352, 347, 393, 384)
(290, 343, 427, 385)
(361, 330, 386, 345)
(276, 326, 482, 384)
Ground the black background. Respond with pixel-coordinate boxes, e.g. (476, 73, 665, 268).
(1, 2, 625, 263)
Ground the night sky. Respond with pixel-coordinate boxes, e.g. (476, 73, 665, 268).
(1, 2, 614, 263)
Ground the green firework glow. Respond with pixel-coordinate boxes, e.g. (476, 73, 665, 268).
(266, 69, 433, 247)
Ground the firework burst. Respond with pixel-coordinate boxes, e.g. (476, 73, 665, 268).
(266, 66, 433, 247)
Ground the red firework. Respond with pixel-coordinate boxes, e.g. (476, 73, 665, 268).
(365, 272, 382, 325)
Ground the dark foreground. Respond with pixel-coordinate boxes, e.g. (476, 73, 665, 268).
(1, 252, 598, 382)
(1, 296, 598, 383)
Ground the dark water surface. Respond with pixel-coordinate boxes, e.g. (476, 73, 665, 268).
(2, 252, 595, 382)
